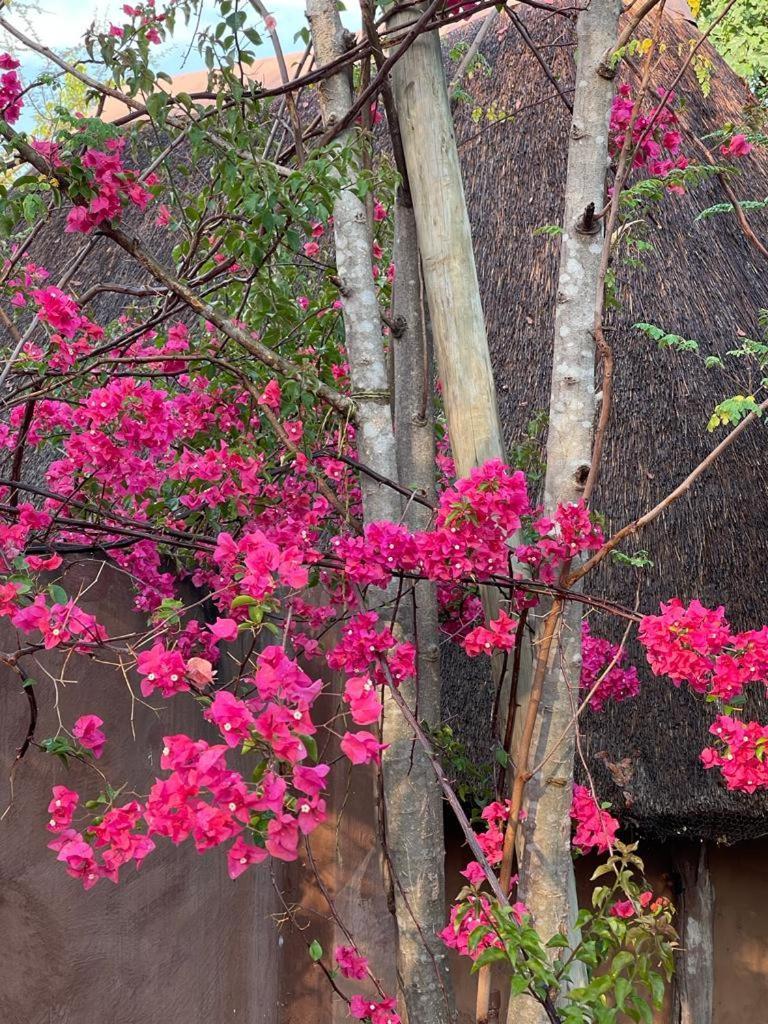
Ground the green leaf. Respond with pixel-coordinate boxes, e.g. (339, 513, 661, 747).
(470, 947, 507, 970)
(494, 747, 510, 768)
(298, 733, 318, 762)
(308, 939, 323, 962)
(468, 925, 491, 951)
(648, 971, 666, 1007)
(615, 976, 632, 1010)
(48, 584, 68, 605)
(611, 950, 634, 975)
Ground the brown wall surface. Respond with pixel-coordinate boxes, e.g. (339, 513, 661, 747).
(0, 562, 280, 1024)
(711, 840, 768, 1024)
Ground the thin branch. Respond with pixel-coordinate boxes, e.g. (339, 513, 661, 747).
(692, 135, 768, 262)
(569, 394, 768, 586)
(504, 7, 573, 113)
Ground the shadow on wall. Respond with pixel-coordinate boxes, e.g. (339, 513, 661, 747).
(0, 560, 279, 1024)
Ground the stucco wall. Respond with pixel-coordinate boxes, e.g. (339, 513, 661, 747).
(711, 840, 768, 1024)
(0, 561, 280, 1024)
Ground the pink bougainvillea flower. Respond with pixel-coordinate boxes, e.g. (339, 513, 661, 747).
(293, 763, 330, 798)
(335, 945, 369, 980)
(73, 714, 106, 758)
(53, 832, 101, 889)
(208, 617, 239, 642)
(265, 813, 300, 861)
(462, 609, 517, 657)
(459, 860, 486, 886)
(47, 786, 79, 832)
(570, 785, 619, 854)
(257, 379, 281, 411)
(25, 553, 63, 572)
(610, 899, 636, 919)
(350, 996, 380, 1020)
(284, 420, 303, 444)
(227, 836, 268, 879)
(340, 731, 388, 765)
(136, 642, 188, 698)
(343, 675, 383, 726)
(720, 133, 752, 158)
(203, 690, 254, 747)
(296, 795, 326, 835)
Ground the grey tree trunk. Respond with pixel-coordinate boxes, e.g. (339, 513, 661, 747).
(382, 192, 455, 1024)
(510, 1, 619, 1021)
(306, 6, 453, 1022)
(306, 0, 399, 520)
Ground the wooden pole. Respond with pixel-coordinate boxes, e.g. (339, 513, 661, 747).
(674, 844, 715, 1024)
(387, 3, 503, 480)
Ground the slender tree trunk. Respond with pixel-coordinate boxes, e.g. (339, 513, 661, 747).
(382, 191, 455, 1024)
(306, 0, 398, 518)
(306, 6, 453, 1022)
(510, 2, 619, 1021)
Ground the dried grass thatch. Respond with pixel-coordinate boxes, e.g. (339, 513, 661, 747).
(441, 6, 768, 843)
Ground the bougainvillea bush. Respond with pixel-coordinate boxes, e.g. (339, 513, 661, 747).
(0, 0, 765, 1021)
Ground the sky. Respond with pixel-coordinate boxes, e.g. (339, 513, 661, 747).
(4, 0, 359, 74)
(0, 0, 358, 129)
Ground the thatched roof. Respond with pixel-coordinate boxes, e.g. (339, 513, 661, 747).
(441, 5, 768, 843)
(8, 6, 768, 843)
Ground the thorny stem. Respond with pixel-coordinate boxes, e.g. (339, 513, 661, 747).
(569, 394, 768, 586)
(692, 135, 768, 262)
